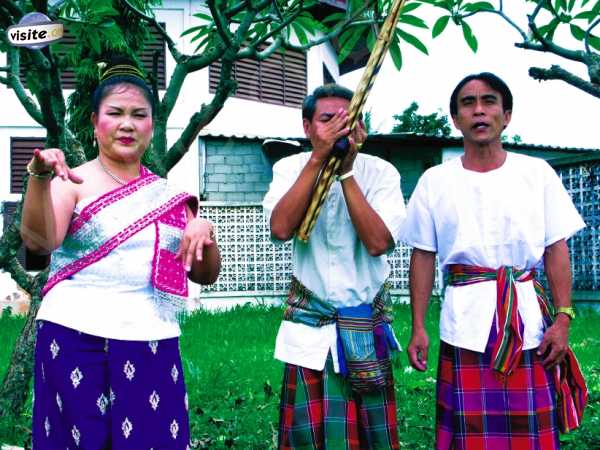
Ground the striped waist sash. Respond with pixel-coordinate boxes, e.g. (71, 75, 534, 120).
(447, 264, 588, 433)
(446, 264, 535, 376)
(283, 277, 400, 392)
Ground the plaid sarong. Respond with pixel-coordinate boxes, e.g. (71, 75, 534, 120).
(284, 277, 400, 393)
(278, 356, 400, 450)
(446, 264, 588, 433)
(436, 325, 560, 450)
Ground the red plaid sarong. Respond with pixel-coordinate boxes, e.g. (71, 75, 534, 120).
(446, 264, 587, 433)
(278, 357, 399, 450)
(436, 324, 560, 450)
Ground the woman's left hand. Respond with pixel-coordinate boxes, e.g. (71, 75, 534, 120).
(176, 218, 215, 272)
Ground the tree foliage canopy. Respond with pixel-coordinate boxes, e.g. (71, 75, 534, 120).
(392, 101, 452, 136)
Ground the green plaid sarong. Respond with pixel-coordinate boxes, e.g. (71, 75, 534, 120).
(283, 277, 400, 393)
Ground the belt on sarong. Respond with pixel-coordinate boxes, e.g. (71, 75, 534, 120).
(283, 276, 400, 393)
(446, 264, 588, 433)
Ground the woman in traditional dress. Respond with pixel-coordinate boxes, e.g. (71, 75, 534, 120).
(21, 55, 220, 449)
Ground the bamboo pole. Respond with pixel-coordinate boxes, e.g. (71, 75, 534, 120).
(297, 0, 408, 242)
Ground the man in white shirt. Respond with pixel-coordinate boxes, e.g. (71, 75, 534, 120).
(263, 84, 406, 450)
(401, 72, 586, 450)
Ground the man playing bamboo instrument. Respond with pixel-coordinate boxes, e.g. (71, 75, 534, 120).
(263, 84, 406, 450)
(401, 72, 587, 450)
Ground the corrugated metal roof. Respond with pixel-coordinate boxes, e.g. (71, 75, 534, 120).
(368, 132, 600, 153)
(200, 131, 600, 153)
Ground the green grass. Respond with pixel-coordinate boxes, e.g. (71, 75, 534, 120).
(0, 303, 598, 449)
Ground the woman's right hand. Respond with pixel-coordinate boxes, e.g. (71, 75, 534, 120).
(30, 148, 84, 183)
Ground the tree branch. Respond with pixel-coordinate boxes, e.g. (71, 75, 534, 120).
(459, 8, 528, 41)
(281, 0, 377, 51)
(207, 0, 234, 47)
(242, 0, 305, 53)
(6, 47, 45, 126)
(120, 0, 183, 62)
(523, 0, 586, 63)
(585, 17, 600, 55)
(239, 35, 283, 60)
(224, 0, 247, 18)
(163, 56, 237, 172)
(529, 65, 600, 99)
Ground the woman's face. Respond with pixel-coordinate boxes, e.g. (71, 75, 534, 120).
(92, 83, 153, 163)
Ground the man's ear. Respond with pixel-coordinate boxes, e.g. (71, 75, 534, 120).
(451, 114, 459, 129)
(503, 109, 512, 129)
(302, 118, 311, 138)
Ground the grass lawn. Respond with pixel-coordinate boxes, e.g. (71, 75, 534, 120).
(0, 303, 598, 449)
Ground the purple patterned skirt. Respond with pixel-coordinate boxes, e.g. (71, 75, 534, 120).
(436, 325, 559, 450)
(32, 320, 190, 449)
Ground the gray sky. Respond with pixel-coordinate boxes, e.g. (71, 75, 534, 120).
(340, 3, 599, 149)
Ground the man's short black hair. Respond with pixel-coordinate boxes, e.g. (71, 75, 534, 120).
(450, 72, 512, 116)
(302, 84, 354, 121)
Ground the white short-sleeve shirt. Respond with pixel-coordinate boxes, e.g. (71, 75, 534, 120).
(263, 152, 406, 370)
(400, 152, 585, 352)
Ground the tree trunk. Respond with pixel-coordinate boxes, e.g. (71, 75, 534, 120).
(0, 292, 41, 418)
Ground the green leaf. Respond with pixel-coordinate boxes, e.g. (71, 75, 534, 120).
(322, 12, 347, 25)
(87, 32, 101, 54)
(400, 2, 422, 13)
(570, 24, 586, 40)
(291, 22, 309, 46)
(180, 25, 209, 37)
(296, 15, 323, 34)
(567, 0, 576, 11)
(538, 18, 560, 39)
(574, 11, 596, 21)
(462, 2, 495, 13)
(399, 14, 429, 29)
(589, 35, 600, 51)
(192, 12, 213, 22)
(189, 27, 212, 44)
(432, 15, 451, 38)
(337, 26, 365, 64)
(461, 21, 478, 52)
(337, 28, 356, 51)
(398, 29, 429, 54)
(367, 28, 376, 51)
(389, 33, 403, 71)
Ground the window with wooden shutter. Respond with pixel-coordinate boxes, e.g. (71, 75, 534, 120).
(209, 46, 307, 108)
(11, 137, 45, 194)
(18, 23, 167, 90)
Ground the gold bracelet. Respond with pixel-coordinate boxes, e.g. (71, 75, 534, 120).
(26, 161, 54, 179)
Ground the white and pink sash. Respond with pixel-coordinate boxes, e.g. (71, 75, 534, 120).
(42, 167, 198, 318)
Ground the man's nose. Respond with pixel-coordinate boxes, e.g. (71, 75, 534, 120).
(473, 100, 485, 115)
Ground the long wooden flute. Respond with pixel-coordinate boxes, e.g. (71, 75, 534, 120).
(297, 0, 408, 242)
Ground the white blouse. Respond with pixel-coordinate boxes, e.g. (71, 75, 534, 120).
(263, 152, 406, 370)
(37, 196, 181, 341)
(401, 152, 585, 352)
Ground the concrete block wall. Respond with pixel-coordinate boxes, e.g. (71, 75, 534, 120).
(203, 137, 273, 202)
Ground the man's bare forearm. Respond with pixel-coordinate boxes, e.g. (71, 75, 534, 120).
(341, 177, 392, 256)
(270, 157, 323, 240)
(410, 248, 436, 330)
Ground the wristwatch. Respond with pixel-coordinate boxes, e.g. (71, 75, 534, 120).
(555, 306, 576, 320)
